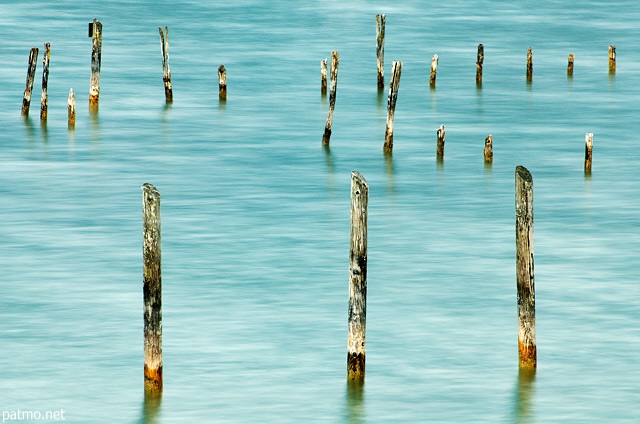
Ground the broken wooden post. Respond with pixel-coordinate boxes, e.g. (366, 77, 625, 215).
(436, 124, 445, 161)
(322, 51, 339, 145)
(584, 133, 593, 174)
(608, 45, 616, 73)
(320, 59, 327, 94)
(567, 54, 574, 77)
(68, 88, 76, 128)
(142, 183, 163, 394)
(89, 19, 102, 108)
(515, 166, 536, 370)
(476, 44, 484, 86)
(526, 47, 533, 82)
(430, 54, 438, 87)
(348, 171, 368, 382)
(158, 26, 172, 103)
(21, 47, 39, 116)
(376, 14, 386, 90)
(484, 134, 493, 163)
(40, 43, 50, 121)
(217, 65, 227, 101)
(383, 61, 402, 153)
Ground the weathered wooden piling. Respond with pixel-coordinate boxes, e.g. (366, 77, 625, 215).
(322, 51, 339, 145)
(40, 43, 50, 121)
(608, 45, 616, 73)
(21, 48, 39, 116)
(67, 88, 76, 128)
(430, 54, 439, 87)
(89, 19, 102, 108)
(320, 59, 327, 94)
(515, 166, 536, 370)
(376, 14, 386, 90)
(584, 133, 593, 174)
(383, 61, 402, 153)
(526, 47, 533, 82)
(436, 124, 445, 160)
(348, 171, 368, 382)
(158, 26, 173, 103)
(476, 44, 484, 85)
(484, 135, 493, 163)
(567, 54, 574, 77)
(218, 65, 227, 101)
(142, 183, 163, 394)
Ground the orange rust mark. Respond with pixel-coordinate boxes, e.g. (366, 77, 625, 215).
(518, 340, 537, 369)
(144, 364, 163, 393)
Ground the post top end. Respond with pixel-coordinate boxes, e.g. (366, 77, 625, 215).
(515, 166, 533, 182)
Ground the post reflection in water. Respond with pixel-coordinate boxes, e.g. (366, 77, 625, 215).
(345, 380, 365, 424)
(513, 368, 536, 424)
(384, 151, 395, 195)
(138, 392, 162, 424)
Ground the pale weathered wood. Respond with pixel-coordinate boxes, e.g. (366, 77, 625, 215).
(526, 47, 533, 82)
(436, 124, 445, 160)
(218, 65, 227, 101)
(159, 26, 173, 103)
(142, 183, 163, 394)
(567, 54, 574, 77)
(348, 171, 368, 381)
(40, 43, 51, 121)
(476, 44, 484, 85)
(67, 88, 76, 128)
(320, 59, 327, 94)
(21, 48, 39, 116)
(515, 166, 536, 370)
(322, 51, 339, 145)
(608, 45, 616, 73)
(484, 134, 493, 163)
(383, 61, 402, 153)
(376, 14, 386, 90)
(89, 19, 102, 108)
(430, 54, 439, 87)
(584, 133, 593, 174)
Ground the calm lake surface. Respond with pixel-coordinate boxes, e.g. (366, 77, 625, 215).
(1, 1, 639, 422)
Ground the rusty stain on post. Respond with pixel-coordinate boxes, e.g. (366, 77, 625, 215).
(142, 183, 163, 394)
(476, 44, 484, 86)
(68, 88, 76, 128)
(40, 43, 51, 121)
(218, 65, 227, 101)
(89, 19, 102, 109)
(322, 51, 339, 145)
(484, 134, 493, 163)
(436, 124, 445, 161)
(348, 171, 368, 382)
(21, 48, 39, 116)
(376, 14, 385, 90)
(159, 26, 173, 103)
(383, 61, 402, 153)
(515, 166, 536, 370)
(584, 133, 593, 175)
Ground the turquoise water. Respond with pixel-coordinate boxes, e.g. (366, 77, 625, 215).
(1, 1, 639, 422)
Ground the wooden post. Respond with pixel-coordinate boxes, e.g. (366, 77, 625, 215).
(608, 45, 616, 73)
(320, 59, 327, 94)
(436, 124, 445, 160)
(322, 51, 339, 145)
(567, 54, 574, 77)
(376, 14, 386, 90)
(158, 26, 173, 103)
(348, 171, 368, 382)
(218, 65, 227, 101)
(40, 43, 51, 121)
(68, 88, 76, 128)
(484, 134, 493, 163)
(89, 19, 102, 108)
(142, 183, 163, 394)
(383, 61, 402, 153)
(476, 43, 484, 86)
(429, 54, 438, 87)
(21, 48, 39, 116)
(515, 166, 536, 370)
(526, 47, 533, 82)
(584, 133, 593, 174)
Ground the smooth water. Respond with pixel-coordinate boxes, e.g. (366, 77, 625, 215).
(1, 1, 639, 423)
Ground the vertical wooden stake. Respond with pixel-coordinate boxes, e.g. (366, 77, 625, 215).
(158, 26, 173, 103)
(376, 14, 386, 90)
(436, 124, 445, 160)
(68, 88, 76, 128)
(21, 48, 39, 116)
(142, 183, 163, 394)
(383, 61, 402, 153)
(348, 171, 368, 382)
(320, 59, 327, 95)
(515, 166, 536, 370)
(322, 51, 339, 145)
(476, 44, 484, 86)
(526, 47, 533, 82)
(567, 54, 574, 77)
(584, 133, 593, 175)
(218, 65, 227, 101)
(89, 19, 102, 109)
(40, 43, 51, 121)
(484, 134, 493, 163)
(429, 54, 439, 87)
(608, 45, 616, 73)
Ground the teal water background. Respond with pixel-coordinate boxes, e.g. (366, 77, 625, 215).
(1, 1, 639, 422)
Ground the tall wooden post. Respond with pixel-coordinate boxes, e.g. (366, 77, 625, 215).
(608, 45, 616, 73)
(21, 48, 39, 116)
(142, 183, 163, 394)
(383, 61, 402, 153)
(320, 59, 327, 94)
(218, 65, 227, 101)
(484, 134, 493, 163)
(40, 43, 51, 121)
(429, 54, 439, 87)
(322, 51, 339, 145)
(526, 47, 533, 82)
(89, 19, 102, 108)
(67, 88, 76, 128)
(436, 124, 445, 160)
(476, 44, 484, 86)
(158, 26, 173, 103)
(376, 14, 386, 90)
(584, 133, 593, 174)
(567, 54, 574, 77)
(348, 171, 368, 381)
(515, 166, 536, 370)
